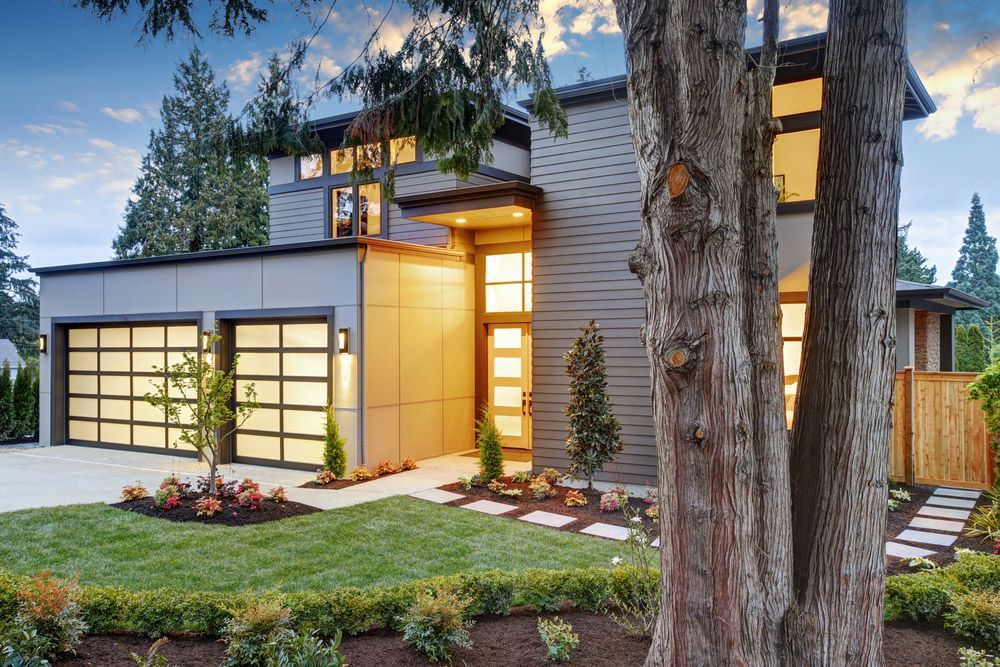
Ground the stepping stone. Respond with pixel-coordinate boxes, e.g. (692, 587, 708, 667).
(518, 511, 577, 528)
(651, 538, 660, 548)
(410, 489, 465, 504)
(918, 506, 972, 521)
(897, 529, 957, 547)
(933, 487, 981, 500)
(580, 522, 630, 541)
(909, 517, 966, 533)
(886, 541, 936, 559)
(459, 500, 518, 515)
(924, 496, 977, 509)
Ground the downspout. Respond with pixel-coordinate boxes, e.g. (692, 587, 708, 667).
(357, 243, 369, 466)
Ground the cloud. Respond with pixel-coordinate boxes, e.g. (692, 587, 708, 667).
(23, 123, 84, 135)
(536, 0, 619, 58)
(781, 2, 828, 38)
(100, 106, 143, 123)
(225, 52, 265, 88)
(57, 100, 78, 112)
(43, 175, 85, 191)
(98, 178, 135, 196)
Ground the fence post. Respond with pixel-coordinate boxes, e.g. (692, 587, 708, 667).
(902, 366, 915, 486)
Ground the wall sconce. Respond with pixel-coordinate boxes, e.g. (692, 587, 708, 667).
(201, 330, 211, 352)
(338, 328, 350, 354)
(38, 335, 47, 354)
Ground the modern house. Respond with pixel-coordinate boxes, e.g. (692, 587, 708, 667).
(33, 33, 981, 486)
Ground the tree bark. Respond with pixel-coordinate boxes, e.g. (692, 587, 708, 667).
(614, 0, 785, 663)
(787, 1, 908, 663)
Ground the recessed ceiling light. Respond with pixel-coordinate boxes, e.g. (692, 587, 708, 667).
(455, 218, 466, 223)
(512, 211, 525, 218)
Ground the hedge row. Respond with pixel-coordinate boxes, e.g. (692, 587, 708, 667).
(0, 567, 657, 639)
(884, 552, 1000, 649)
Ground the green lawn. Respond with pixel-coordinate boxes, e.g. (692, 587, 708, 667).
(0, 496, 620, 592)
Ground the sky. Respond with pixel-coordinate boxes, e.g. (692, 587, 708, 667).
(0, 0, 998, 280)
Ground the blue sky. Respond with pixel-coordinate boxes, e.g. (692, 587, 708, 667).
(1, 0, 998, 281)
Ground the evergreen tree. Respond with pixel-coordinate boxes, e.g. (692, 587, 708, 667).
(0, 362, 12, 440)
(956, 324, 988, 372)
(30, 366, 39, 437)
(563, 320, 622, 488)
(0, 204, 39, 359)
(476, 404, 504, 483)
(11, 364, 34, 439)
(950, 193, 1000, 325)
(322, 405, 347, 478)
(896, 222, 937, 284)
(113, 48, 269, 258)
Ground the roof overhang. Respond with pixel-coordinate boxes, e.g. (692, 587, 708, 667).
(394, 181, 542, 230)
(895, 286, 990, 312)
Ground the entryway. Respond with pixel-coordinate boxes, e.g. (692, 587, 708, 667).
(487, 323, 532, 449)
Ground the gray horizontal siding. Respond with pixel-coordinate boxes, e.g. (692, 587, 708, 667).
(269, 188, 325, 245)
(530, 96, 654, 487)
(388, 170, 502, 247)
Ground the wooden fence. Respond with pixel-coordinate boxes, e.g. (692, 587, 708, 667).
(891, 368, 995, 490)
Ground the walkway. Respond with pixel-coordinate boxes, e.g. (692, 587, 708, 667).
(0, 445, 527, 513)
(885, 486, 981, 559)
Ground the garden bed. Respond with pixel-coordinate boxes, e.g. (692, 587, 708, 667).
(54, 617, 970, 666)
(111, 495, 320, 526)
(299, 460, 418, 490)
(300, 468, 408, 490)
(438, 476, 659, 534)
(885, 483, 992, 576)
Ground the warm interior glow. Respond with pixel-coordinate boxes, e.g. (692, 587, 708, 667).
(780, 302, 807, 426)
(332, 187, 354, 237)
(300, 154, 323, 179)
(359, 182, 381, 236)
(455, 218, 466, 223)
(331, 148, 353, 175)
(484, 252, 533, 314)
(773, 129, 819, 202)
(390, 136, 417, 164)
(407, 205, 532, 229)
(772, 78, 823, 117)
(512, 211, 524, 218)
(338, 328, 349, 354)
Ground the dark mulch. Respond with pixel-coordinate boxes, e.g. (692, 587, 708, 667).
(55, 617, 969, 666)
(300, 466, 415, 490)
(111, 495, 320, 526)
(885, 483, 993, 575)
(439, 477, 659, 535)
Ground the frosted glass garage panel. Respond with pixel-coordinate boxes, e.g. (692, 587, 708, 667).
(781, 303, 806, 339)
(69, 397, 98, 418)
(243, 408, 281, 433)
(133, 375, 163, 397)
(167, 325, 199, 348)
(237, 352, 281, 376)
(133, 400, 164, 423)
(283, 409, 324, 436)
(68, 329, 98, 348)
(100, 328, 130, 347)
(170, 428, 196, 450)
(100, 399, 131, 420)
(495, 415, 522, 437)
(237, 434, 281, 459)
(132, 351, 165, 374)
(69, 375, 98, 395)
(69, 352, 98, 372)
(101, 422, 131, 444)
(283, 323, 327, 348)
(283, 381, 327, 406)
(236, 324, 280, 348)
(133, 425, 165, 447)
(132, 327, 165, 348)
(100, 375, 131, 397)
(239, 379, 279, 404)
(283, 353, 328, 377)
(68, 420, 98, 441)
(100, 351, 130, 372)
(283, 438, 323, 465)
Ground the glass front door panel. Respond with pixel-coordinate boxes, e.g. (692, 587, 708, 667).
(487, 324, 531, 449)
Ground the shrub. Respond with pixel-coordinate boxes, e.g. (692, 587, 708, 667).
(223, 599, 292, 667)
(15, 571, 87, 657)
(476, 404, 504, 483)
(968, 488, 1000, 540)
(130, 637, 170, 667)
(153, 486, 180, 510)
(0, 622, 53, 667)
(529, 478, 556, 501)
(376, 461, 398, 476)
(457, 476, 473, 491)
(888, 487, 912, 512)
(267, 487, 288, 503)
(883, 572, 953, 622)
(564, 490, 587, 507)
(195, 496, 223, 517)
(537, 617, 579, 662)
(0, 363, 12, 441)
(349, 466, 373, 482)
(400, 458, 418, 471)
(960, 647, 1000, 666)
(539, 468, 562, 485)
(264, 629, 345, 666)
(511, 471, 532, 484)
(606, 511, 659, 637)
(487, 480, 521, 498)
(645, 504, 658, 521)
(905, 556, 938, 572)
(238, 490, 265, 511)
(949, 590, 1000, 650)
(563, 321, 622, 488)
(120, 483, 149, 502)
(196, 475, 237, 497)
(322, 406, 348, 479)
(400, 585, 474, 665)
(10, 364, 36, 440)
(315, 470, 337, 485)
(599, 487, 629, 513)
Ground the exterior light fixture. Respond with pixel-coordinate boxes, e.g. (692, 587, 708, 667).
(455, 217, 466, 223)
(512, 211, 525, 218)
(338, 328, 350, 354)
(201, 330, 211, 352)
(38, 335, 47, 354)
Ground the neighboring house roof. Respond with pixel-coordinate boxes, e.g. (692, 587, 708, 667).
(895, 279, 989, 312)
(0, 339, 24, 371)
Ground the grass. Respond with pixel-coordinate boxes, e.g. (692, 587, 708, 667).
(0, 496, 621, 592)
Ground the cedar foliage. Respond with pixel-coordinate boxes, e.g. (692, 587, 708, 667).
(896, 222, 937, 284)
(322, 405, 348, 478)
(563, 320, 622, 488)
(476, 404, 504, 483)
(957, 324, 988, 373)
(0, 204, 39, 358)
(0, 363, 12, 439)
(950, 193, 1000, 326)
(11, 363, 35, 438)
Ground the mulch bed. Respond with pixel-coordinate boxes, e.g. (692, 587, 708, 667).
(54, 615, 970, 666)
(438, 477, 659, 535)
(885, 482, 993, 575)
(111, 495, 320, 526)
(299, 466, 416, 490)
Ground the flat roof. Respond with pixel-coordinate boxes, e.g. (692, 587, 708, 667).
(895, 279, 989, 311)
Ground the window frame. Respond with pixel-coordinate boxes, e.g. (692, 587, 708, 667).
(328, 181, 386, 239)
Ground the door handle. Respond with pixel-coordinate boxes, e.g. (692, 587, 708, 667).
(522, 391, 527, 415)
(528, 391, 533, 416)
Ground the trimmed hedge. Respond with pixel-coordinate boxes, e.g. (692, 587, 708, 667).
(0, 567, 657, 639)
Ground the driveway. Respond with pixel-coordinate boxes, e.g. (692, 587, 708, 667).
(0, 445, 513, 513)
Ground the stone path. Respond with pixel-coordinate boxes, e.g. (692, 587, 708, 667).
(886, 486, 982, 561)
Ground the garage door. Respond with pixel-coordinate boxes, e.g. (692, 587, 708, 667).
(66, 323, 200, 452)
(232, 320, 330, 466)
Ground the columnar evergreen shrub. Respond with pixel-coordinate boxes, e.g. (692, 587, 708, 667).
(0, 362, 12, 439)
(958, 325, 989, 372)
(563, 320, 622, 488)
(322, 406, 348, 478)
(11, 365, 34, 439)
(476, 404, 504, 483)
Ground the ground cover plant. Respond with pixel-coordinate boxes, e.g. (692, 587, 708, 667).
(0, 497, 622, 593)
(303, 458, 417, 490)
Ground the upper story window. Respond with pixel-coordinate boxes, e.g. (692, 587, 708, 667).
(331, 182, 382, 238)
(485, 252, 532, 313)
(299, 154, 323, 179)
(327, 136, 417, 177)
(773, 128, 820, 203)
(772, 78, 822, 117)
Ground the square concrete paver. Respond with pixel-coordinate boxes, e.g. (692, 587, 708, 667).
(909, 517, 965, 533)
(518, 510, 577, 528)
(933, 487, 981, 500)
(886, 541, 936, 558)
(459, 499, 518, 515)
(410, 488, 465, 504)
(918, 506, 972, 521)
(580, 522, 630, 541)
(925, 496, 977, 509)
(897, 529, 957, 547)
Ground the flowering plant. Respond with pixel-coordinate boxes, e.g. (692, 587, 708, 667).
(349, 466, 374, 481)
(488, 479, 522, 497)
(564, 489, 587, 507)
(458, 475, 474, 491)
(235, 478, 260, 495)
(645, 504, 659, 521)
(154, 484, 181, 509)
(238, 489, 265, 510)
(599, 486, 629, 513)
(195, 496, 223, 517)
(539, 468, 562, 484)
(400, 457, 418, 471)
(267, 486, 288, 503)
(315, 469, 337, 485)
(120, 483, 149, 502)
(159, 474, 190, 493)
(376, 461, 399, 476)
(529, 477, 557, 500)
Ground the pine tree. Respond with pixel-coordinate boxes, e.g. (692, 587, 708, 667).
(0, 204, 39, 359)
(563, 320, 622, 488)
(476, 404, 504, 483)
(0, 362, 13, 440)
(950, 193, 1000, 325)
(322, 405, 348, 478)
(11, 364, 33, 439)
(896, 222, 937, 284)
(956, 324, 988, 372)
(113, 48, 269, 258)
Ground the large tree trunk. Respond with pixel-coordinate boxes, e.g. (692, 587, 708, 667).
(614, 0, 787, 662)
(788, 1, 908, 663)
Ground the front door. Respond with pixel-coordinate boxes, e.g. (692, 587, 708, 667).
(487, 323, 531, 449)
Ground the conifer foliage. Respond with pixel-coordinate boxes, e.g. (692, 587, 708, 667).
(0, 204, 39, 358)
(476, 404, 505, 483)
(322, 405, 348, 478)
(113, 48, 269, 258)
(950, 193, 1000, 325)
(896, 222, 937, 284)
(563, 320, 621, 488)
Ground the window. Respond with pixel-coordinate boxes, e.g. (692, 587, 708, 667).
(773, 129, 819, 202)
(332, 187, 354, 238)
(331, 183, 381, 237)
(390, 136, 417, 164)
(330, 137, 417, 175)
(299, 154, 323, 179)
(485, 252, 532, 313)
(359, 183, 381, 235)
(331, 148, 353, 175)
(772, 78, 822, 117)
(781, 302, 806, 426)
